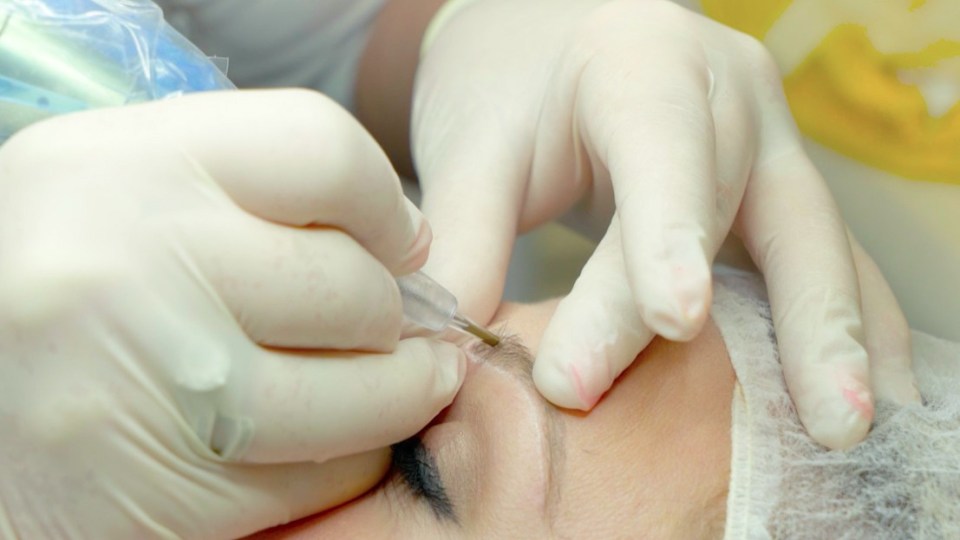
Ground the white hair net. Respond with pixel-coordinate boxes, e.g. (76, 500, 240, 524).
(712, 267, 960, 539)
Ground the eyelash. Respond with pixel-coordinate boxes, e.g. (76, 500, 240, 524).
(390, 436, 456, 521)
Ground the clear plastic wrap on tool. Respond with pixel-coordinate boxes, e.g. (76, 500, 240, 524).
(0, 0, 235, 142)
(397, 271, 500, 346)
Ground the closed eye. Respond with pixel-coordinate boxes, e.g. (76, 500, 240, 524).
(390, 435, 457, 522)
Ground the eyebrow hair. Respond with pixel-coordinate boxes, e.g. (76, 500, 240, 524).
(467, 332, 536, 382)
(468, 331, 566, 526)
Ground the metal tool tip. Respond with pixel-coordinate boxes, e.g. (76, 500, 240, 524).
(466, 321, 500, 347)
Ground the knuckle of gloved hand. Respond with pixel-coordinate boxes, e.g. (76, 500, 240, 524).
(268, 88, 350, 136)
(597, 0, 692, 29)
(732, 34, 783, 93)
(575, 0, 692, 53)
(631, 0, 699, 30)
(0, 121, 76, 177)
(269, 89, 373, 189)
(2, 111, 131, 169)
(740, 35, 780, 74)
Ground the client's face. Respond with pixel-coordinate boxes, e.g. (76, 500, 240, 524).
(258, 300, 735, 539)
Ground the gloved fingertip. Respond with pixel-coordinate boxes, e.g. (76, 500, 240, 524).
(568, 363, 604, 410)
(533, 352, 605, 411)
(808, 413, 872, 452)
(841, 380, 875, 420)
(431, 340, 467, 402)
(803, 379, 874, 451)
(643, 296, 709, 342)
(641, 261, 711, 342)
(393, 215, 433, 275)
(902, 379, 923, 406)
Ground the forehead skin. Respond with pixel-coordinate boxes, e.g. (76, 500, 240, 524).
(567, 335, 733, 537)
(254, 299, 734, 538)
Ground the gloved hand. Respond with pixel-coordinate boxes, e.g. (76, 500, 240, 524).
(413, 0, 918, 450)
(0, 89, 465, 538)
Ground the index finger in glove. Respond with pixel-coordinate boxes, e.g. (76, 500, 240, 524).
(414, 94, 528, 323)
(129, 90, 428, 275)
(738, 137, 872, 450)
(533, 218, 656, 410)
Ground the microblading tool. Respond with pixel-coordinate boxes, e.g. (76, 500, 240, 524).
(397, 271, 501, 347)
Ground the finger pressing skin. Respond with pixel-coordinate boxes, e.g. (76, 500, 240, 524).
(848, 230, 920, 405)
(226, 337, 465, 464)
(534, 219, 655, 410)
(738, 142, 873, 450)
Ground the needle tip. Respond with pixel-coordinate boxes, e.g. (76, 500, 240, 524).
(466, 322, 501, 347)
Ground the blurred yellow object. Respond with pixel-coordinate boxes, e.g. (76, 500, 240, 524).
(700, 0, 792, 39)
(699, 0, 960, 341)
(702, 0, 960, 184)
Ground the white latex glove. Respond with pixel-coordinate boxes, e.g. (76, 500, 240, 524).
(0, 90, 465, 539)
(413, 0, 918, 450)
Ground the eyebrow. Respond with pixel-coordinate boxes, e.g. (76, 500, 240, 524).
(467, 333, 566, 524)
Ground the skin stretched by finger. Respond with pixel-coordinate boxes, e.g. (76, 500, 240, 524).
(533, 219, 656, 410)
